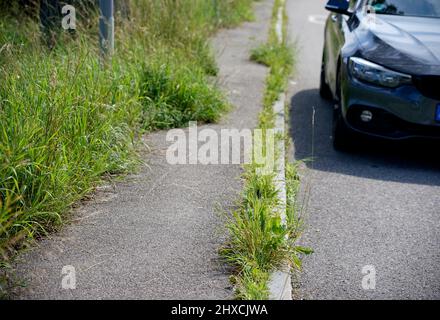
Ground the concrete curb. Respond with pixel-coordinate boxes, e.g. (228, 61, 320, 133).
(267, 0, 292, 301)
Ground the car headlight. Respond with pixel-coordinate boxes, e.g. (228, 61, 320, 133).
(349, 57, 412, 88)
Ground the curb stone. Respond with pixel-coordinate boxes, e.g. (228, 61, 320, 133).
(267, 0, 292, 301)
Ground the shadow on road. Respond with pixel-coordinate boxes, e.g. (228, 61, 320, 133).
(289, 88, 440, 186)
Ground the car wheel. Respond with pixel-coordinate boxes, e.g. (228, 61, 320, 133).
(332, 107, 353, 151)
(319, 59, 333, 100)
(332, 64, 354, 151)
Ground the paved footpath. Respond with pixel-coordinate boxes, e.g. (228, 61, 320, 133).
(11, 0, 273, 300)
(287, 0, 440, 300)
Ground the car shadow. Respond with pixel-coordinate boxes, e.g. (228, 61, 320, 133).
(289, 88, 440, 186)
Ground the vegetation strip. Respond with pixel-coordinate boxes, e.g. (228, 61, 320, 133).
(267, 0, 290, 300)
(221, 0, 312, 300)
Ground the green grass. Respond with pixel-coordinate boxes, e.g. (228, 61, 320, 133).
(140, 58, 229, 131)
(221, 166, 289, 300)
(250, 0, 294, 130)
(0, 37, 142, 257)
(221, 0, 311, 300)
(221, 162, 310, 300)
(251, 43, 294, 110)
(0, 0, 257, 269)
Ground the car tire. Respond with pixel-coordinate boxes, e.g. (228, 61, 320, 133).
(332, 64, 354, 151)
(319, 60, 333, 100)
(332, 107, 353, 151)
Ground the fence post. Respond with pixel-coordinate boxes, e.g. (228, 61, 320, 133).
(99, 0, 114, 58)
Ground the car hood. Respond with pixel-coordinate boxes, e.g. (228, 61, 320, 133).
(354, 14, 440, 75)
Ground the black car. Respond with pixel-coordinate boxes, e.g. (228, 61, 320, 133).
(321, 0, 440, 150)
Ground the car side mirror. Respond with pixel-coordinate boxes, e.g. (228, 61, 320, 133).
(325, 0, 351, 16)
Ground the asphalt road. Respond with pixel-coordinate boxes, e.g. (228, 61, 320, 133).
(287, 0, 440, 299)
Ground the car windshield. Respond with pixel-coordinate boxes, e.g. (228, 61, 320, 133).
(367, 0, 440, 18)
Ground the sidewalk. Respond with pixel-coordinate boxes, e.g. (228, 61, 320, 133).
(11, 0, 273, 300)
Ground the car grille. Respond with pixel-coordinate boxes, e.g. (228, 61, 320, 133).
(413, 76, 440, 101)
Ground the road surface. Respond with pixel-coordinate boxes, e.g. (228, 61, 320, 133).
(287, 0, 440, 299)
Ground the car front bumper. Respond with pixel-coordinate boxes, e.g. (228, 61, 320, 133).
(340, 67, 440, 140)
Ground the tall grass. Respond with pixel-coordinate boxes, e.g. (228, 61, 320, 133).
(221, 166, 288, 300)
(250, 0, 294, 130)
(221, 162, 311, 300)
(0, 0, 257, 261)
(0, 21, 142, 258)
(140, 59, 229, 130)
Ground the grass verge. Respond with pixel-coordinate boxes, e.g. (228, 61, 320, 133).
(221, 0, 312, 300)
(0, 0, 257, 295)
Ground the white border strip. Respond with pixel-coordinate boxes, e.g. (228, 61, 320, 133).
(268, 0, 292, 301)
